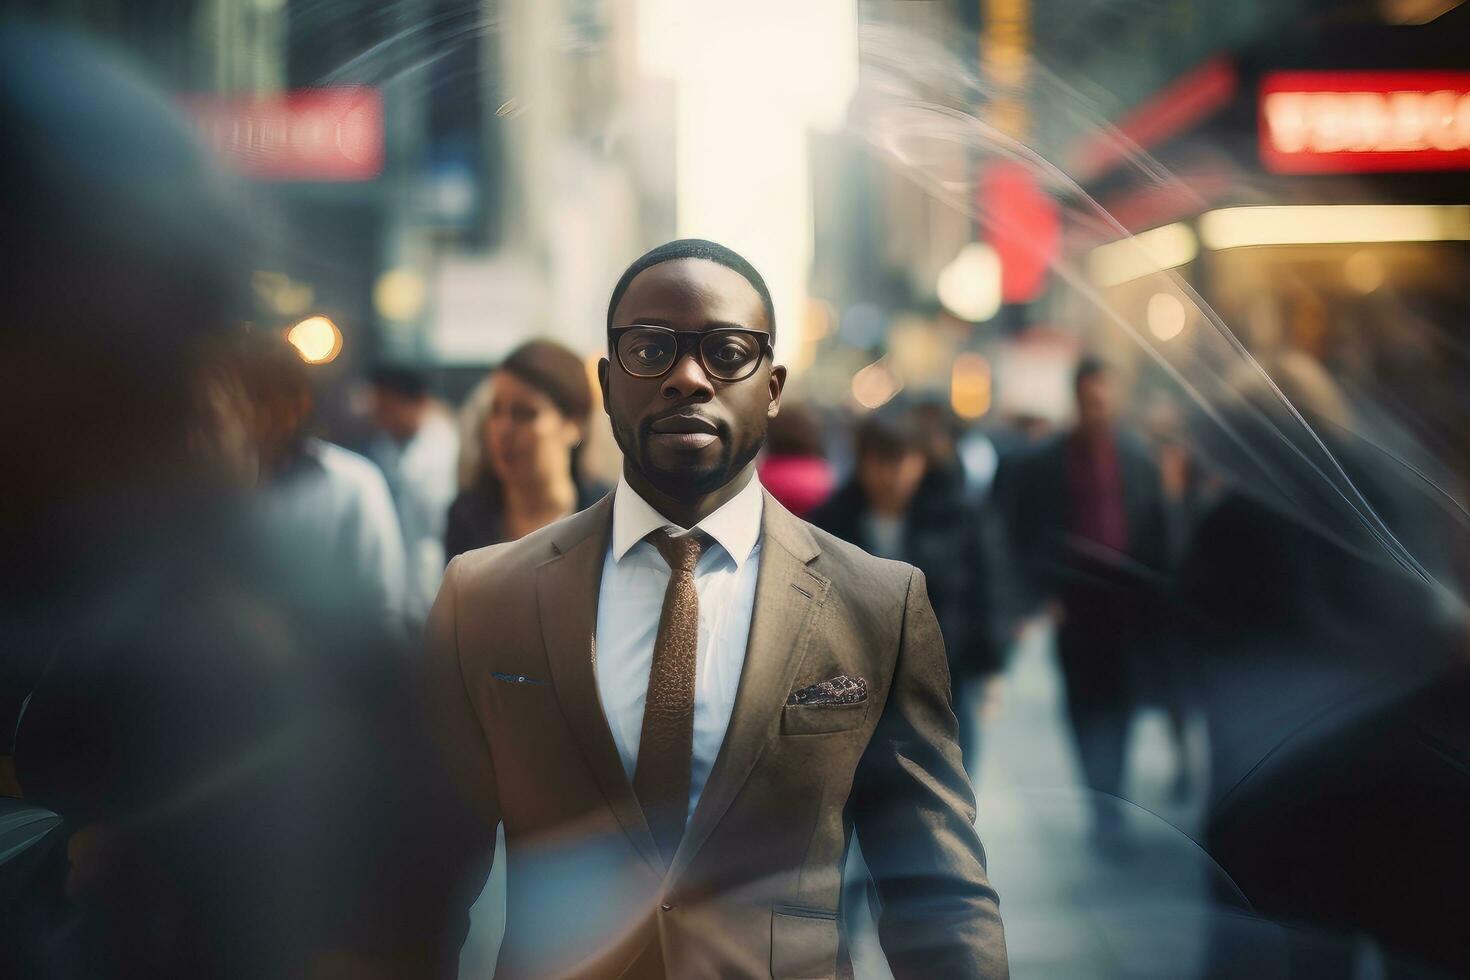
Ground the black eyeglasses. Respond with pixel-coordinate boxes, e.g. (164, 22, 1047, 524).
(610, 325, 772, 382)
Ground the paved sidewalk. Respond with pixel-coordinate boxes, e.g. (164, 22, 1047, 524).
(849, 622, 1248, 980)
(970, 623, 1220, 979)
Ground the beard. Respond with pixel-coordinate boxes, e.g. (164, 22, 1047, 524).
(614, 413, 766, 501)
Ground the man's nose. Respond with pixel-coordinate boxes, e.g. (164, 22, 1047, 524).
(661, 350, 714, 400)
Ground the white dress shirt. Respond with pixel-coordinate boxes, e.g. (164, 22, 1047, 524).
(594, 472, 764, 821)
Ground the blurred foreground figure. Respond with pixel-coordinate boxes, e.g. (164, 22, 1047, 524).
(422, 240, 1007, 978)
(1001, 358, 1168, 846)
(366, 367, 459, 619)
(0, 26, 433, 978)
(811, 409, 1007, 777)
(1177, 355, 1470, 977)
(445, 339, 607, 561)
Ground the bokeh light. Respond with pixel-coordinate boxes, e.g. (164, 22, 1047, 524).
(1146, 292, 1188, 341)
(373, 268, 427, 323)
(287, 315, 343, 365)
(950, 352, 992, 419)
(850, 357, 901, 410)
(937, 242, 1003, 322)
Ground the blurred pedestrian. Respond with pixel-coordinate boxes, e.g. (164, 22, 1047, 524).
(240, 332, 409, 630)
(445, 339, 607, 559)
(811, 408, 1008, 776)
(1176, 352, 1467, 975)
(366, 367, 459, 620)
(1141, 394, 1217, 800)
(1001, 357, 1168, 846)
(757, 402, 835, 518)
(0, 25, 430, 979)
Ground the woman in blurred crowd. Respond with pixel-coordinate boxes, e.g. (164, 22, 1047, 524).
(445, 339, 606, 559)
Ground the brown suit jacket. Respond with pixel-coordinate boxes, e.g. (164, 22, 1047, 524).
(423, 490, 1007, 979)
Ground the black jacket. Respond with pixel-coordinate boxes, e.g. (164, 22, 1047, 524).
(445, 479, 609, 563)
(997, 429, 1168, 613)
(809, 469, 1008, 677)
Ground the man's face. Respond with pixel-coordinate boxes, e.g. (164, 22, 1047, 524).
(1075, 373, 1117, 432)
(600, 258, 785, 500)
(369, 387, 421, 442)
(858, 448, 927, 516)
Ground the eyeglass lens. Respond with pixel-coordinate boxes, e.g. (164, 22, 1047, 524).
(616, 328, 763, 380)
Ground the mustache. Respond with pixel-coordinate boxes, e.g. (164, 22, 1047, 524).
(641, 407, 729, 438)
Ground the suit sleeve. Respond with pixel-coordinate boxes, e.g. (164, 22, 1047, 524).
(409, 556, 502, 979)
(853, 568, 1009, 979)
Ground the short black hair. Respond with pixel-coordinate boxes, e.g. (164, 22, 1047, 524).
(606, 238, 776, 343)
(1073, 355, 1112, 390)
(369, 365, 430, 400)
(855, 409, 925, 462)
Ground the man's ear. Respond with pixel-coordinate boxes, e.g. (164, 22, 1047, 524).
(766, 364, 787, 419)
(597, 357, 612, 416)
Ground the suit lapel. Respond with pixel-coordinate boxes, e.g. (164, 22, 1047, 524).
(536, 494, 664, 875)
(669, 493, 830, 880)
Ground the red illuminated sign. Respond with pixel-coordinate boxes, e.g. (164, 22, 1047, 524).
(1261, 71, 1470, 174)
(185, 87, 383, 181)
(978, 162, 1059, 304)
(1071, 58, 1238, 182)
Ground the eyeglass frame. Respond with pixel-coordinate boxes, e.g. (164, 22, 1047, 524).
(608, 324, 774, 382)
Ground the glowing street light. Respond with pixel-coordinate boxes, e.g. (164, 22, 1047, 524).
(937, 243, 1003, 322)
(287, 315, 343, 364)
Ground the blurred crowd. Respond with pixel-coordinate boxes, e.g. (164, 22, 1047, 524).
(4, 17, 1470, 980)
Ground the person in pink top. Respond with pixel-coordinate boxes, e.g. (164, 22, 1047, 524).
(757, 402, 835, 518)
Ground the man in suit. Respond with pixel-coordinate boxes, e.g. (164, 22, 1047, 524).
(423, 239, 1007, 979)
(1000, 357, 1168, 846)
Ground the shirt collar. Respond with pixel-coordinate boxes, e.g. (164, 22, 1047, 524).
(611, 470, 764, 571)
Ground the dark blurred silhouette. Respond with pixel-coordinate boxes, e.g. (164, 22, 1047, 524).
(445, 339, 606, 559)
(0, 25, 447, 979)
(1141, 394, 1217, 800)
(811, 408, 1008, 774)
(1176, 353, 1468, 977)
(757, 401, 835, 518)
(998, 358, 1169, 844)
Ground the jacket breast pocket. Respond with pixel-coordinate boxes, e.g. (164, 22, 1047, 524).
(780, 701, 867, 736)
(771, 905, 839, 979)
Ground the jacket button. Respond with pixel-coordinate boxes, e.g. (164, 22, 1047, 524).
(660, 903, 673, 911)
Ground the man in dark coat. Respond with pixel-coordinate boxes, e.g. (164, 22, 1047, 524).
(1000, 358, 1168, 843)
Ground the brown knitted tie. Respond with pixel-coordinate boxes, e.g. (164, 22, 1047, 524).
(634, 528, 706, 866)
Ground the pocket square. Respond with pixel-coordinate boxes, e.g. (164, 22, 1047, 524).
(492, 671, 546, 686)
(787, 675, 867, 706)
